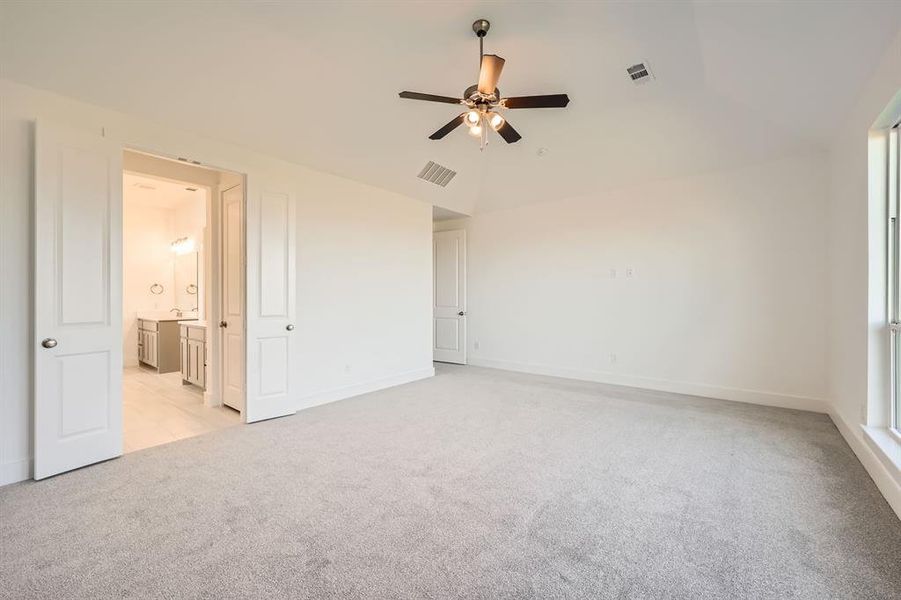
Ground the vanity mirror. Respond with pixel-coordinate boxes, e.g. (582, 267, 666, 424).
(174, 251, 199, 314)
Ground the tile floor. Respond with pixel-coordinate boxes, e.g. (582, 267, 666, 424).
(123, 366, 241, 453)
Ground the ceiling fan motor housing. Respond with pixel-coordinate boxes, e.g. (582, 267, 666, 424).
(464, 84, 500, 105)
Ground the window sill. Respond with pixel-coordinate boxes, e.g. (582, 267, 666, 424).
(862, 425, 901, 478)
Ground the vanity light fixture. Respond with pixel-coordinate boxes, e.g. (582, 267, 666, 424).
(171, 237, 195, 255)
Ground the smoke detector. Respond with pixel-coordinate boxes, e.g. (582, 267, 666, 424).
(417, 161, 457, 187)
(626, 62, 654, 85)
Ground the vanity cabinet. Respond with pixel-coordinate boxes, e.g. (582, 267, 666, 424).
(180, 323, 206, 389)
(138, 325, 158, 367)
(137, 318, 182, 374)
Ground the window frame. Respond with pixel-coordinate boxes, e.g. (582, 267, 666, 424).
(889, 124, 901, 440)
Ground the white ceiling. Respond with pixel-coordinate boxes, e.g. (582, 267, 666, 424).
(3, 1, 900, 214)
(124, 173, 202, 210)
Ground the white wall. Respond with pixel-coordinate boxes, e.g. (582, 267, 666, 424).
(438, 151, 829, 411)
(826, 29, 901, 517)
(294, 175, 433, 403)
(122, 201, 176, 366)
(0, 79, 433, 484)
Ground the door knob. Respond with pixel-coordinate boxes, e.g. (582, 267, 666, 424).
(41, 338, 57, 349)
(286, 324, 295, 331)
(219, 321, 228, 328)
(458, 311, 466, 316)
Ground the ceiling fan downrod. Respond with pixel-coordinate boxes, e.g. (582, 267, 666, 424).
(473, 18, 490, 65)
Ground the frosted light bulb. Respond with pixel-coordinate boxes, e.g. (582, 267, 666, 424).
(465, 110, 481, 126)
(489, 112, 505, 130)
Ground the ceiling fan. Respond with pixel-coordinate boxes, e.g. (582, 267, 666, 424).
(399, 19, 570, 149)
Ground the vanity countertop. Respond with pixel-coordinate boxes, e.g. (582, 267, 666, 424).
(179, 319, 208, 328)
(138, 312, 198, 323)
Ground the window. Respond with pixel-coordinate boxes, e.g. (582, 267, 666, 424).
(889, 125, 901, 437)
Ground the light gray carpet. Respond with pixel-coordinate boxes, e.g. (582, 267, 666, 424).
(1, 365, 900, 599)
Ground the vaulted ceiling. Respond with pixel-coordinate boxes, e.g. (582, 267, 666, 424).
(2, 1, 900, 215)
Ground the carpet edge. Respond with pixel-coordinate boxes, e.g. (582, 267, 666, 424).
(468, 357, 828, 413)
(829, 408, 901, 521)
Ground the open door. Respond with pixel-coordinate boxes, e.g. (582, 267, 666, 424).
(220, 183, 246, 412)
(34, 122, 123, 479)
(243, 180, 297, 422)
(433, 229, 467, 364)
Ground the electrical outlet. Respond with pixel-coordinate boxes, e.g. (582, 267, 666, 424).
(625, 267, 635, 278)
(344, 364, 351, 373)
(609, 353, 617, 364)
(609, 268, 617, 279)
(474, 341, 480, 351)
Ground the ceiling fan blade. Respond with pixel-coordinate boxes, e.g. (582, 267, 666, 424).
(477, 54, 505, 95)
(502, 94, 570, 109)
(399, 91, 463, 104)
(495, 120, 522, 144)
(429, 114, 466, 140)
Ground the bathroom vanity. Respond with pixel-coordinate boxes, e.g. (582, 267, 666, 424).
(137, 314, 196, 374)
(179, 321, 207, 390)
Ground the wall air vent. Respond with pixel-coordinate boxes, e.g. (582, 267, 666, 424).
(417, 161, 457, 187)
(626, 62, 654, 84)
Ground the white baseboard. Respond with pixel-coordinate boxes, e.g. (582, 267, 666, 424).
(295, 366, 435, 411)
(468, 357, 828, 413)
(828, 409, 901, 520)
(1, 458, 31, 486)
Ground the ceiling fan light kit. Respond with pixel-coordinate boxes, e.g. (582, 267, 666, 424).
(399, 19, 570, 151)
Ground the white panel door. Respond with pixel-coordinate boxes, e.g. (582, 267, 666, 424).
(244, 181, 297, 423)
(220, 184, 246, 412)
(433, 229, 467, 364)
(34, 122, 123, 479)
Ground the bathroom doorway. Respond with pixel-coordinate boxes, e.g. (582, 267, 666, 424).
(121, 150, 243, 453)
(34, 122, 297, 480)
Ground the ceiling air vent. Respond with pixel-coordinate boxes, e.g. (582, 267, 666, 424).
(417, 161, 457, 187)
(626, 62, 654, 85)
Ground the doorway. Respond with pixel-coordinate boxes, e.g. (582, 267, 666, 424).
(433, 229, 467, 364)
(121, 151, 244, 453)
(33, 121, 299, 480)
